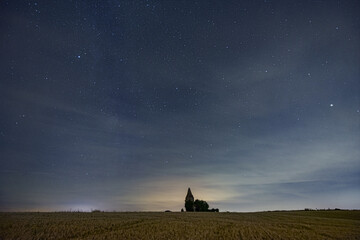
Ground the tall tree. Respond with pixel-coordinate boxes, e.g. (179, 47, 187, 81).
(185, 188, 194, 212)
(185, 200, 194, 212)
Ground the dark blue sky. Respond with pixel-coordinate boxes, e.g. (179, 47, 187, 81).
(0, 0, 359, 211)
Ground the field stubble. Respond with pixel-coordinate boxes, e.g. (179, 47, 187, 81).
(0, 210, 359, 239)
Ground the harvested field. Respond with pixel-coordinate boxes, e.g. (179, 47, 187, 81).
(1, 210, 359, 239)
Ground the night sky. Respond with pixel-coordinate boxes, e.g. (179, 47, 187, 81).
(0, 0, 359, 212)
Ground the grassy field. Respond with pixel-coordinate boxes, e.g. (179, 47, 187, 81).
(1, 210, 359, 239)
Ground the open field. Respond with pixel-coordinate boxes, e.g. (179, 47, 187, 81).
(1, 210, 360, 239)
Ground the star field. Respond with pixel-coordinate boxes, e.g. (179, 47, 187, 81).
(0, 0, 359, 211)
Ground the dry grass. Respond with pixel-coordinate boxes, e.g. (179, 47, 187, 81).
(1, 210, 359, 239)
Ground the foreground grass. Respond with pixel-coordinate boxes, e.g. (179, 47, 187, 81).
(1, 210, 359, 239)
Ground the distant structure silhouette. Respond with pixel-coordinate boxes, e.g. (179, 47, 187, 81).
(184, 187, 219, 212)
(185, 187, 194, 202)
(185, 187, 195, 211)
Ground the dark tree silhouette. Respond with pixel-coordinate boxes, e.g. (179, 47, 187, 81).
(194, 199, 209, 212)
(183, 187, 219, 212)
(209, 208, 219, 212)
(185, 200, 194, 212)
(185, 187, 195, 212)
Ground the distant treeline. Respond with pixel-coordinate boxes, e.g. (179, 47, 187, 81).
(304, 208, 342, 211)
